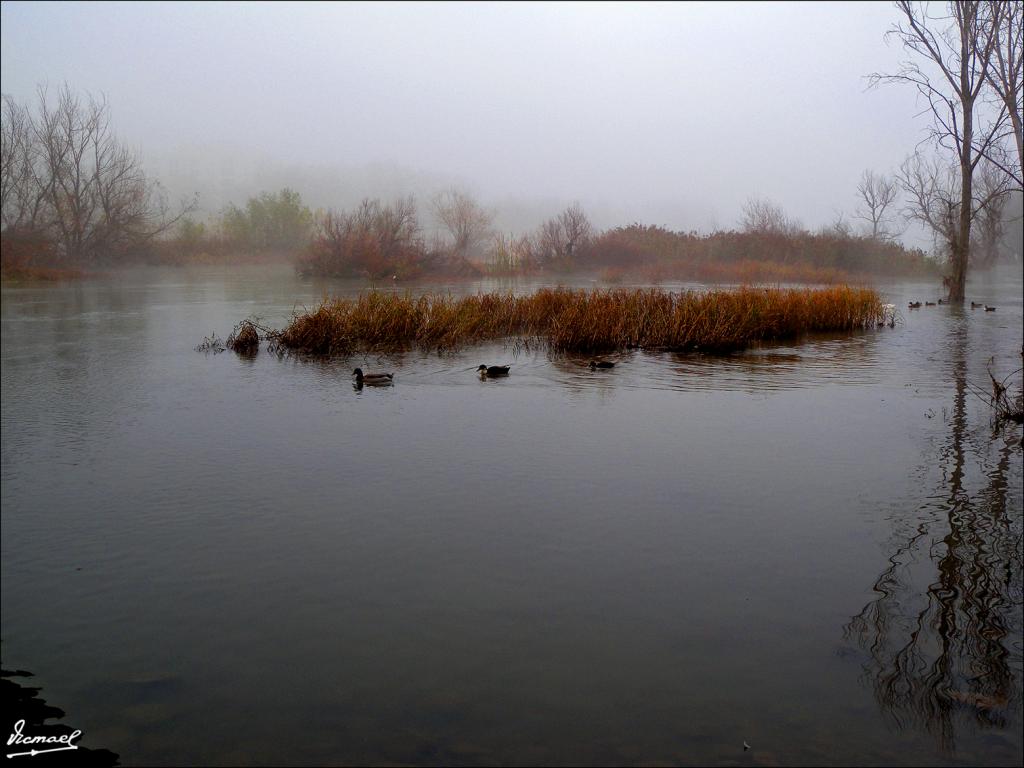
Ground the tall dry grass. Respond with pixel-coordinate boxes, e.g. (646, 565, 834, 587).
(267, 286, 883, 356)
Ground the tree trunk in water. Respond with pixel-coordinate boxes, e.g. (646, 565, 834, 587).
(948, 192, 970, 303)
(948, 239, 968, 303)
(949, 140, 972, 303)
(951, 54, 974, 305)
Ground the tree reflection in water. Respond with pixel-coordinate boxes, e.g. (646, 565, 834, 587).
(844, 321, 1023, 751)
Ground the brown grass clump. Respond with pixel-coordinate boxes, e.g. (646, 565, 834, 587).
(227, 319, 262, 355)
(261, 286, 883, 357)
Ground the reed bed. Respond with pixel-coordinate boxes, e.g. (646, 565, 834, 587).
(265, 286, 883, 356)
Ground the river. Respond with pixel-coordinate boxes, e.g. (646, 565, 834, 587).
(2, 264, 1021, 766)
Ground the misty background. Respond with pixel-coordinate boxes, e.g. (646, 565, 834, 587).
(1, 1, 947, 245)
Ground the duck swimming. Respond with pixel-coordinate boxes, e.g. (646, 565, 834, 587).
(588, 360, 615, 369)
(478, 365, 510, 377)
(353, 367, 394, 385)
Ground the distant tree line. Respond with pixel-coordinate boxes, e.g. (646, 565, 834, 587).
(292, 190, 936, 280)
(583, 219, 935, 279)
(296, 197, 608, 279)
(5, 58, 1018, 283)
(170, 180, 1009, 280)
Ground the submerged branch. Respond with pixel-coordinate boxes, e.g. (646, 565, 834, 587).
(987, 356, 1024, 427)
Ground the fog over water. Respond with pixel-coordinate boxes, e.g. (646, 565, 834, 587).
(3, 4, 1024, 765)
(1, 1, 935, 240)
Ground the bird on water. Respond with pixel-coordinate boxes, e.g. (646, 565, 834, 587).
(353, 368, 394, 385)
(477, 365, 510, 377)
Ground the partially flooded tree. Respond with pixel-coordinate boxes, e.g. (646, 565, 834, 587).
(855, 169, 901, 240)
(873, 1, 1007, 302)
(899, 153, 964, 258)
(898, 153, 1009, 266)
(430, 188, 493, 260)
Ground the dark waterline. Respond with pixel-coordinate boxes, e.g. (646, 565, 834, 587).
(2, 265, 1022, 766)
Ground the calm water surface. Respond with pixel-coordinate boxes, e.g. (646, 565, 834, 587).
(2, 265, 1022, 766)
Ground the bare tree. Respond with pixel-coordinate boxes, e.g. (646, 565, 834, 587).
(534, 202, 592, 265)
(2, 84, 192, 262)
(307, 196, 424, 276)
(535, 217, 565, 265)
(1, 94, 49, 231)
(487, 231, 539, 272)
(558, 201, 592, 259)
(898, 152, 1009, 265)
(740, 196, 801, 234)
(34, 85, 106, 260)
(855, 169, 902, 239)
(984, 0, 1023, 188)
(972, 159, 1011, 267)
(430, 188, 493, 260)
(1, 95, 29, 227)
(899, 153, 963, 258)
(873, 1, 1008, 302)
(823, 209, 854, 238)
(368, 195, 419, 260)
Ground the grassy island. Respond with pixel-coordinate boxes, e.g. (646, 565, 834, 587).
(252, 286, 883, 356)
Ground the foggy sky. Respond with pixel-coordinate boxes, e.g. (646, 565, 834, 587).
(1, 1, 933, 241)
